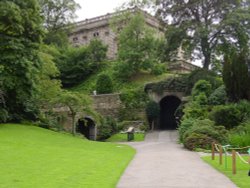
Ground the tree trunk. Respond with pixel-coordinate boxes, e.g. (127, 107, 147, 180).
(151, 120, 154, 131)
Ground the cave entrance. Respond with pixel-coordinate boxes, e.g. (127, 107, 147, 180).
(76, 117, 96, 140)
(159, 96, 181, 130)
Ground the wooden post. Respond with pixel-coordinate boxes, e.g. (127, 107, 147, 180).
(219, 145, 223, 165)
(232, 150, 236, 175)
(211, 143, 215, 160)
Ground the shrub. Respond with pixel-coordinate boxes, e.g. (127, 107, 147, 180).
(0, 108, 8, 123)
(178, 118, 194, 142)
(209, 101, 250, 129)
(97, 117, 118, 140)
(151, 63, 166, 75)
(229, 120, 250, 147)
(184, 133, 215, 150)
(146, 100, 160, 129)
(192, 80, 212, 98)
(96, 73, 113, 94)
(183, 119, 228, 150)
(208, 85, 227, 105)
(182, 101, 209, 120)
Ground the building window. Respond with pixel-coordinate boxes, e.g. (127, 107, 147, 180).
(93, 32, 99, 37)
(73, 37, 78, 42)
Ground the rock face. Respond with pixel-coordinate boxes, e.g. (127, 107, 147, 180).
(68, 8, 163, 59)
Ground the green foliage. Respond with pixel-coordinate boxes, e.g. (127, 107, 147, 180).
(97, 117, 117, 140)
(182, 101, 209, 120)
(209, 101, 250, 129)
(229, 120, 250, 147)
(96, 74, 113, 94)
(156, 0, 250, 69)
(106, 133, 145, 142)
(151, 63, 167, 75)
(186, 69, 222, 94)
(0, 0, 44, 121)
(208, 85, 227, 105)
(39, 0, 80, 46)
(191, 80, 212, 98)
(0, 124, 135, 188)
(57, 40, 107, 87)
(183, 119, 228, 150)
(223, 50, 250, 102)
(145, 75, 188, 94)
(114, 11, 160, 81)
(178, 118, 195, 142)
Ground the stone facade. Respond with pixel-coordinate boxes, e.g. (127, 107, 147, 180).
(91, 93, 122, 118)
(69, 8, 164, 59)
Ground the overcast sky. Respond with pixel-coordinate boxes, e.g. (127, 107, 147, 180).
(74, 0, 128, 21)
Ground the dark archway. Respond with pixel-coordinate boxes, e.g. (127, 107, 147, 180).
(159, 96, 181, 130)
(76, 117, 96, 140)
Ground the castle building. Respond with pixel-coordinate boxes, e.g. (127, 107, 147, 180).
(69, 8, 198, 72)
(68, 8, 163, 59)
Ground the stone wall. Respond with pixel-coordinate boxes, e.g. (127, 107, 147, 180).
(92, 93, 122, 118)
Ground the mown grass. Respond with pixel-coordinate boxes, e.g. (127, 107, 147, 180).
(202, 156, 250, 188)
(0, 124, 135, 188)
(70, 61, 173, 94)
(106, 133, 145, 142)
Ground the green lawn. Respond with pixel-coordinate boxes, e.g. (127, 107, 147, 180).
(202, 156, 250, 188)
(0, 124, 135, 188)
(106, 133, 145, 142)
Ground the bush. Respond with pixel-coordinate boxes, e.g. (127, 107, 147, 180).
(208, 85, 227, 105)
(151, 63, 166, 75)
(178, 118, 194, 142)
(183, 119, 228, 150)
(97, 117, 118, 140)
(182, 101, 209, 120)
(192, 80, 212, 98)
(0, 108, 8, 123)
(209, 101, 250, 129)
(229, 120, 250, 147)
(96, 74, 113, 94)
(184, 133, 215, 150)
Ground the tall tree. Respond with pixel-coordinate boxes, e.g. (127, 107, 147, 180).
(39, 0, 80, 46)
(155, 0, 250, 69)
(223, 49, 250, 102)
(0, 0, 44, 121)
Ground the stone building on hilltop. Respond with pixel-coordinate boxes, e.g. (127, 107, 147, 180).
(68, 7, 198, 72)
(68, 8, 164, 59)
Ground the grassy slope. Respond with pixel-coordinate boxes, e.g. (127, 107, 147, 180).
(202, 156, 250, 188)
(70, 61, 173, 94)
(106, 133, 145, 142)
(0, 124, 135, 188)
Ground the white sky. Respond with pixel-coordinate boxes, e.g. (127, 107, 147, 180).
(74, 0, 129, 21)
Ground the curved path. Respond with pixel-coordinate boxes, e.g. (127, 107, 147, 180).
(117, 131, 236, 188)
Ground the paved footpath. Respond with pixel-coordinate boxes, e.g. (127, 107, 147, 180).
(117, 131, 237, 188)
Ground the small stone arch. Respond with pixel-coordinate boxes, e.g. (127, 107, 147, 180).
(76, 117, 96, 140)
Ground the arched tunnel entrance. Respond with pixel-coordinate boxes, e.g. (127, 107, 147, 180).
(76, 117, 96, 140)
(159, 96, 181, 130)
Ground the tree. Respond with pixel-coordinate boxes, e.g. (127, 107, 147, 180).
(115, 11, 159, 80)
(155, 0, 250, 69)
(39, 0, 80, 46)
(223, 50, 250, 102)
(55, 91, 95, 135)
(0, 0, 44, 121)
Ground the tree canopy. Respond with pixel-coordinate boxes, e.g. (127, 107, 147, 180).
(155, 0, 250, 69)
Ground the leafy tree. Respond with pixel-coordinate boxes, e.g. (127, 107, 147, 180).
(57, 40, 107, 87)
(39, 0, 80, 46)
(96, 74, 113, 94)
(223, 50, 250, 102)
(115, 11, 159, 80)
(55, 91, 95, 135)
(0, 0, 44, 121)
(155, 0, 250, 69)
